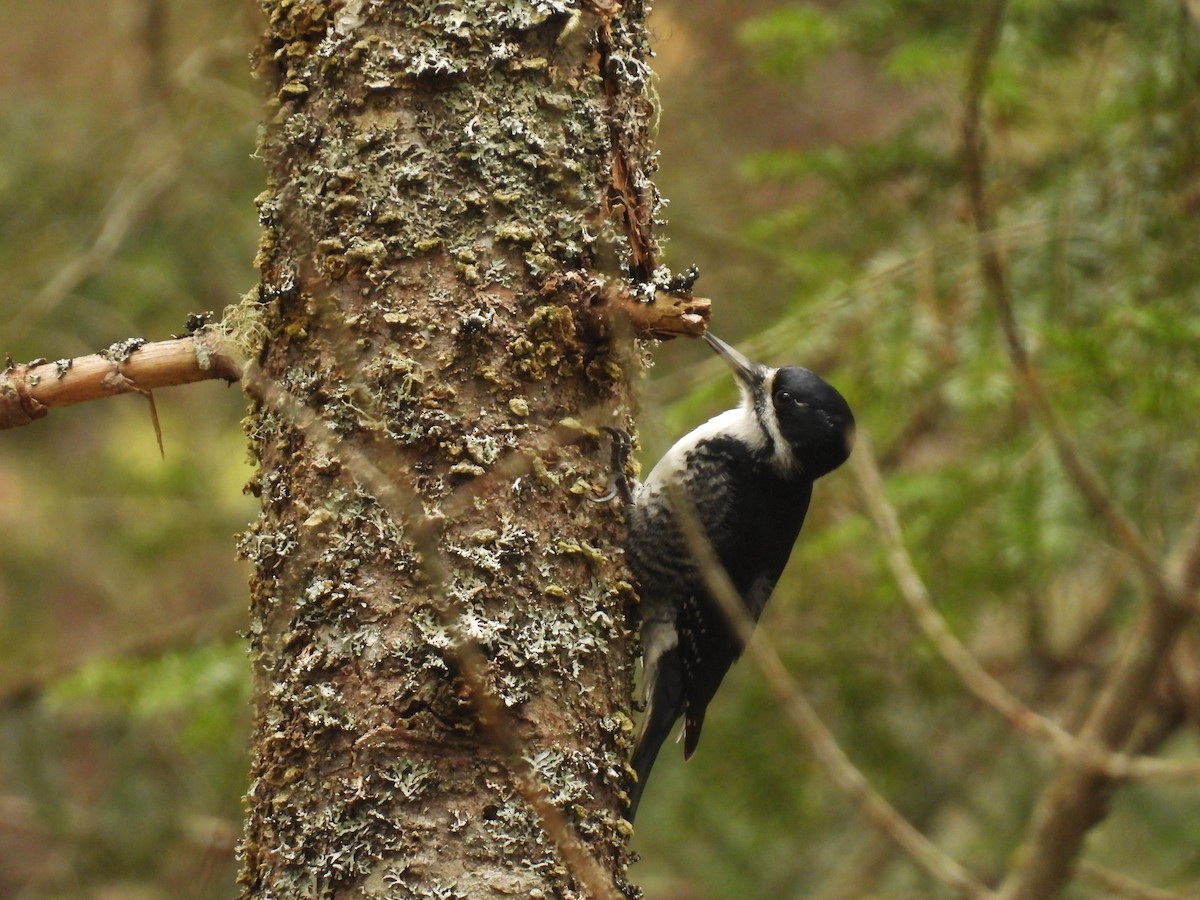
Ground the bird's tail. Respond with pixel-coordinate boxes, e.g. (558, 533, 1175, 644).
(627, 645, 683, 822)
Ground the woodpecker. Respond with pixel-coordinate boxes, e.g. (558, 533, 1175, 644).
(619, 332, 855, 821)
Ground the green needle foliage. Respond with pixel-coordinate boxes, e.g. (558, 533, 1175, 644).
(636, 2, 1200, 897)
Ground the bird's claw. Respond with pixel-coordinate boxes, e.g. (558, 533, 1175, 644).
(590, 426, 634, 507)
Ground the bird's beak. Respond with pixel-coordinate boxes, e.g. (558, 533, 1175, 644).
(704, 332, 769, 390)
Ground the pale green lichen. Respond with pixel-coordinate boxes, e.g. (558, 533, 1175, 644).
(241, 0, 649, 895)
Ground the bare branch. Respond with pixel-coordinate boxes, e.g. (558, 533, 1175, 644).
(851, 432, 1200, 783)
(853, 448, 1199, 900)
(1, 332, 242, 429)
(663, 482, 995, 900)
(812, 722, 1012, 900)
(998, 598, 1194, 899)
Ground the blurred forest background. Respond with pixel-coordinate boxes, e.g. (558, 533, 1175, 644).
(2, 1, 1199, 898)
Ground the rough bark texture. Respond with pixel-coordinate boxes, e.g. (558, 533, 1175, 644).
(237, 2, 657, 896)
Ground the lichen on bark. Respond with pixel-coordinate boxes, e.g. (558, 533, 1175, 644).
(238, 1, 657, 897)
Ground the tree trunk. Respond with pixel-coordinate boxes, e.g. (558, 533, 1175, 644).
(237, 2, 658, 896)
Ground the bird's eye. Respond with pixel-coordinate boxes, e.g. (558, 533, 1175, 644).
(775, 390, 800, 406)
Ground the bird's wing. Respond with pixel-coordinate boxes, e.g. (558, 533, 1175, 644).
(676, 440, 813, 757)
(626, 434, 812, 804)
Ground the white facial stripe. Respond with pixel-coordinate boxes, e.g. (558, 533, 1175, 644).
(757, 369, 795, 474)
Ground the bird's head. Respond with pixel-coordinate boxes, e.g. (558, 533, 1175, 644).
(705, 332, 855, 479)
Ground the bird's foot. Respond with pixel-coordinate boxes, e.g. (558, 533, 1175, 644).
(591, 426, 634, 507)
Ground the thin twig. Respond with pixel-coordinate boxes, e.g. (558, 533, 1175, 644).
(663, 482, 995, 900)
(851, 432, 1200, 783)
(1076, 861, 1199, 900)
(851, 432, 1075, 750)
(812, 718, 1012, 900)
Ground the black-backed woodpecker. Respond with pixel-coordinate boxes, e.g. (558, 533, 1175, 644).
(621, 332, 855, 821)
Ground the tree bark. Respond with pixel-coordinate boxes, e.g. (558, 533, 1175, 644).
(237, 2, 658, 896)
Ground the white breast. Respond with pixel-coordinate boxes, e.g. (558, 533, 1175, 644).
(638, 405, 766, 500)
